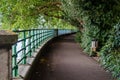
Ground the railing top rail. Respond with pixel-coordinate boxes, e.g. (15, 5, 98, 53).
(13, 29, 76, 32)
(13, 29, 50, 32)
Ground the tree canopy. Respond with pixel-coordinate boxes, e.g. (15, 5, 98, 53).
(0, 0, 65, 29)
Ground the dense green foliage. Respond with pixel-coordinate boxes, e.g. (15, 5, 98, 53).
(100, 24, 120, 78)
(0, 0, 75, 30)
(61, 0, 120, 79)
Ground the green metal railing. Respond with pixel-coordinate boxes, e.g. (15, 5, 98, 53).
(12, 29, 76, 77)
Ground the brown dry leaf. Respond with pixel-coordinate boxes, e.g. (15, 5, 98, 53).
(40, 58, 47, 64)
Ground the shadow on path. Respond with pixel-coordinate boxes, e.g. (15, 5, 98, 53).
(30, 34, 113, 80)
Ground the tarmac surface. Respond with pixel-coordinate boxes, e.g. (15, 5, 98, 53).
(30, 34, 113, 80)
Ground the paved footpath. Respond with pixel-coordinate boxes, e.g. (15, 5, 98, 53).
(30, 34, 113, 80)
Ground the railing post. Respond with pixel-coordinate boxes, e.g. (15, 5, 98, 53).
(28, 30, 31, 57)
(55, 29, 58, 36)
(41, 30, 44, 43)
(22, 31, 26, 64)
(32, 29, 35, 52)
(0, 30, 18, 80)
(12, 44, 18, 77)
(39, 30, 41, 46)
(35, 29, 38, 49)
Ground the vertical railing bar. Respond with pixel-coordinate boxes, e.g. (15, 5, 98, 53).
(41, 30, 43, 43)
(31, 30, 32, 52)
(28, 30, 31, 57)
(37, 30, 39, 48)
(12, 44, 18, 77)
(44, 30, 47, 41)
(40, 30, 42, 44)
(42, 30, 44, 43)
(33, 29, 35, 52)
(39, 30, 41, 46)
(34, 29, 36, 51)
(39, 30, 41, 44)
(22, 31, 26, 64)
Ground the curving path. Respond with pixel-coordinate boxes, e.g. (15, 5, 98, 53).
(30, 34, 113, 80)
